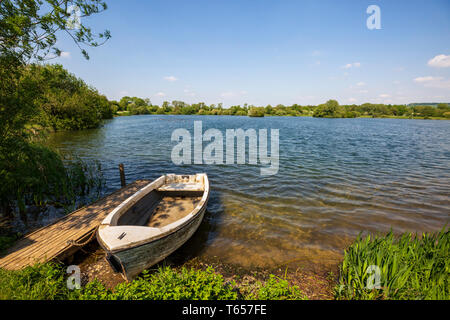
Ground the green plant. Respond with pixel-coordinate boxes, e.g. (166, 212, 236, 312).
(246, 275, 306, 300)
(335, 228, 450, 300)
(80, 266, 239, 300)
(0, 235, 17, 254)
(0, 263, 76, 300)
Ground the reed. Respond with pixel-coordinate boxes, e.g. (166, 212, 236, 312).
(335, 228, 449, 300)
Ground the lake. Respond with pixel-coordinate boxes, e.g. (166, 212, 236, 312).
(48, 115, 450, 272)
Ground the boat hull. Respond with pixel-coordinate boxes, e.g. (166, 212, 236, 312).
(107, 204, 207, 280)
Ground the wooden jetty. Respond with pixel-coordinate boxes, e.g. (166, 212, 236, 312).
(0, 180, 151, 271)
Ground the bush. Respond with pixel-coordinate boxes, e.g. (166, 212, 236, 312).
(248, 107, 265, 117)
(82, 267, 238, 300)
(24, 64, 113, 131)
(335, 228, 449, 300)
(313, 100, 342, 118)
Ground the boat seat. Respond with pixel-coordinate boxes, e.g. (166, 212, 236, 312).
(157, 183, 204, 192)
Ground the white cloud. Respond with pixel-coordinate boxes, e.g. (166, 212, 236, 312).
(414, 76, 442, 83)
(220, 92, 235, 98)
(414, 76, 450, 89)
(359, 89, 369, 93)
(343, 62, 361, 69)
(379, 94, 390, 98)
(155, 92, 166, 97)
(60, 51, 70, 58)
(220, 91, 247, 99)
(163, 76, 178, 82)
(348, 98, 357, 103)
(356, 82, 366, 87)
(427, 54, 450, 68)
(184, 89, 196, 97)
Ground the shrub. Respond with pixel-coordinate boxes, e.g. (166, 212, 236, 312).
(248, 107, 265, 117)
(80, 267, 238, 300)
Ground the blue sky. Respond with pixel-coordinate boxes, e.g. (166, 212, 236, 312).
(54, 0, 450, 106)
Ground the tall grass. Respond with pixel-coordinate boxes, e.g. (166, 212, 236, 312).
(335, 228, 449, 300)
(0, 263, 77, 300)
(0, 143, 105, 226)
(57, 155, 105, 213)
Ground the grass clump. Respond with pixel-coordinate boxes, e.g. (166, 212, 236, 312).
(245, 275, 307, 300)
(335, 228, 449, 300)
(0, 263, 76, 300)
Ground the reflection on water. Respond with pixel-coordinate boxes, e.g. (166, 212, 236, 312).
(48, 115, 450, 271)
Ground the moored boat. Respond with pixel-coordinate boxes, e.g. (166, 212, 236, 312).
(97, 173, 209, 280)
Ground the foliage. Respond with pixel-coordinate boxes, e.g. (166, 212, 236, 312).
(248, 106, 265, 117)
(335, 228, 450, 300)
(0, 1, 110, 221)
(0, 264, 308, 300)
(113, 97, 450, 119)
(0, 138, 105, 220)
(0, 235, 18, 254)
(313, 99, 342, 118)
(0, 0, 110, 61)
(246, 275, 306, 300)
(81, 267, 238, 300)
(24, 63, 113, 130)
(0, 263, 77, 300)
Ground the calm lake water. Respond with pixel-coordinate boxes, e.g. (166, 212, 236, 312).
(48, 115, 450, 272)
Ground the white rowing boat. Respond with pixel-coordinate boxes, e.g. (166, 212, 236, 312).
(97, 173, 210, 280)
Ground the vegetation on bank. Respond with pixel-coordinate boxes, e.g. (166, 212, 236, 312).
(0, 229, 448, 300)
(0, 0, 111, 222)
(0, 264, 306, 300)
(0, 61, 108, 223)
(335, 228, 449, 300)
(113, 96, 450, 119)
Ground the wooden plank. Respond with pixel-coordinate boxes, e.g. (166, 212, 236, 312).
(0, 180, 151, 270)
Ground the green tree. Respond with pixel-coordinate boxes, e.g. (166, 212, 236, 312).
(313, 100, 342, 118)
(0, 0, 110, 220)
(0, 0, 110, 60)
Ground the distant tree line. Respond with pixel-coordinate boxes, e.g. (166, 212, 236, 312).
(112, 97, 450, 119)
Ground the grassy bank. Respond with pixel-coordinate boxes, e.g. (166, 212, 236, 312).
(0, 229, 448, 300)
(0, 263, 307, 300)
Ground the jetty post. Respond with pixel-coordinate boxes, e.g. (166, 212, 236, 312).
(119, 163, 126, 187)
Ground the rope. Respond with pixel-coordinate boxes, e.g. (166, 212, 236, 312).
(67, 226, 99, 247)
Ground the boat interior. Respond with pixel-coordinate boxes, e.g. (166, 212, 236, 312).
(115, 174, 205, 228)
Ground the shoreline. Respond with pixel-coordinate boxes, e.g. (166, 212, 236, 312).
(114, 112, 450, 121)
(70, 240, 336, 300)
